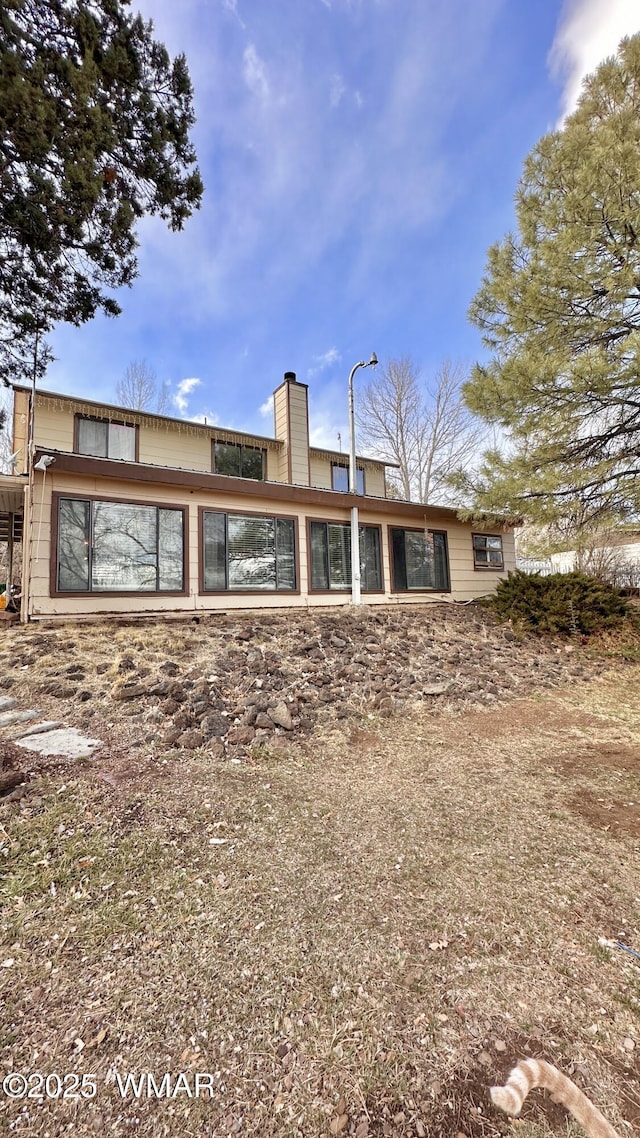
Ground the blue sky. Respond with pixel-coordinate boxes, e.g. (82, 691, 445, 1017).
(44, 0, 640, 450)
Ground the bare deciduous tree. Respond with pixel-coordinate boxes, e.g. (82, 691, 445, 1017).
(356, 357, 486, 503)
(116, 360, 170, 414)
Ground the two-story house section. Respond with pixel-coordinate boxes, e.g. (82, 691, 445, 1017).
(5, 371, 516, 620)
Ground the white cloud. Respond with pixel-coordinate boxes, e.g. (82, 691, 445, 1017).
(223, 0, 246, 29)
(309, 410, 344, 451)
(307, 347, 342, 378)
(243, 44, 270, 102)
(259, 395, 274, 418)
(173, 376, 202, 415)
(550, 0, 640, 119)
(307, 378, 349, 451)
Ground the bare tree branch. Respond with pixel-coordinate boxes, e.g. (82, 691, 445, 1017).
(0, 388, 11, 473)
(116, 360, 170, 414)
(356, 357, 487, 503)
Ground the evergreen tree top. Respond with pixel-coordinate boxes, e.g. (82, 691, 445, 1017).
(0, 0, 203, 383)
(464, 34, 640, 530)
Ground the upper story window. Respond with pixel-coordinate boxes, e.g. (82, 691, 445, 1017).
(76, 415, 137, 461)
(331, 462, 365, 494)
(213, 440, 265, 480)
(472, 533, 504, 569)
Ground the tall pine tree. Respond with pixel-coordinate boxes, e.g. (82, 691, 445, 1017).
(463, 34, 640, 529)
(0, 0, 203, 382)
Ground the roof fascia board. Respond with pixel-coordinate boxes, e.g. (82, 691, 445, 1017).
(37, 449, 500, 524)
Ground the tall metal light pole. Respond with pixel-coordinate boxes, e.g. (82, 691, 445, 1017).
(348, 353, 377, 605)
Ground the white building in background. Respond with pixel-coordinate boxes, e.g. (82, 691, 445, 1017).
(517, 530, 640, 590)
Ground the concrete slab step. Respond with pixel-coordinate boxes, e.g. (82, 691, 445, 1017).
(15, 727, 102, 759)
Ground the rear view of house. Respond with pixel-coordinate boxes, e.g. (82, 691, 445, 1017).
(3, 373, 515, 620)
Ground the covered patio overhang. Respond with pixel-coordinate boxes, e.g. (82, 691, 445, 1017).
(0, 474, 26, 596)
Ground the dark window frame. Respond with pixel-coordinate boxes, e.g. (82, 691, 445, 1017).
(212, 440, 266, 481)
(74, 414, 139, 461)
(199, 506, 299, 594)
(472, 532, 504, 570)
(388, 526, 450, 593)
(331, 462, 365, 495)
(306, 518, 384, 593)
(50, 492, 187, 597)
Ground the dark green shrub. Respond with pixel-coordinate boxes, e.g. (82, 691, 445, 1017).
(486, 569, 631, 635)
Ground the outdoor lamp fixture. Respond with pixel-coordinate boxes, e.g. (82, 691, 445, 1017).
(348, 353, 378, 606)
(33, 454, 55, 472)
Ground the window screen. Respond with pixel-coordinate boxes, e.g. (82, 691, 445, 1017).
(228, 515, 277, 590)
(213, 442, 265, 480)
(309, 521, 381, 590)
(57, 498, 184, 592)
(77, 418, 108, 458)
(391, 528, 449, 591)
(76, 417, 136, 460)
(331, 464, 364, 493)
(57, 499, 90, 591)
(108, 423, 136, 461)
(91, 503, 157, 591)
(202, 512, 296, 591)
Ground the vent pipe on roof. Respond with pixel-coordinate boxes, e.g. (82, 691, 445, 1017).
(284, 371, 296, 382)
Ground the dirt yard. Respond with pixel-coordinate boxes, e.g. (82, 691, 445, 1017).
(0, 607, 638, 1137)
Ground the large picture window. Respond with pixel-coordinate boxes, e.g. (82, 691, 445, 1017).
(213, 441, 265, 480)
(309, 520, 382, 591)
(56, 498, 184, 593)
(473, 533, 504, 569)
(390, 528, 449, 591)
(76, 416, 136, 461)
(202, 511, 296, 591)
(331, 463, 365, 494)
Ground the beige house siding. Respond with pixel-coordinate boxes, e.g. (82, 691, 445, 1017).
(309, 453, 331, 489)
(363, 465, 385, 497)
(32, 400, 75, 453)
(272, 383, 290, 483)
(22, 391, 283, 479)
(12, 388, 30, 474)
(263, 449, 280, 481)
(273, 377, 310, 486)
(19, 388, 388, 496)
(139, 424, 211, 471)
(29, 468, 515, 617)
(287, 383, 310, 486)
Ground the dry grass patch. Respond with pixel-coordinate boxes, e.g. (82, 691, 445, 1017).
(0, 624, 638, 1137)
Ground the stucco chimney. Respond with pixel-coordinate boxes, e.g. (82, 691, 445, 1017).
(273, 371, 310, 485)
